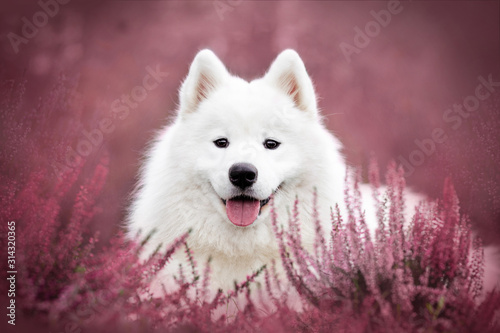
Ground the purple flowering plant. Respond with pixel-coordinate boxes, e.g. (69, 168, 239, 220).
(0, 78, 499, 333)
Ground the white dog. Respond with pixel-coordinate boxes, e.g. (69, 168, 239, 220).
(127, 49, 354, 293)
(126, 49, 497, 296)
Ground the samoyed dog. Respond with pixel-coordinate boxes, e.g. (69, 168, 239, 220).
(127, 49, 498, 295)
(127, 49, 350, 293)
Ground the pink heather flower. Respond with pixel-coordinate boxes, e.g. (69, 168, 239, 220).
(1, 79, 499, 333)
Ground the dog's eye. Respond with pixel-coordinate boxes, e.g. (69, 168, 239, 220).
(263, 139, 281, 150)
(213, 138, 229, 148)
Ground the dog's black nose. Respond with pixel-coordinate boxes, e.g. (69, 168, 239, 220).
(229, 163, 258, 189)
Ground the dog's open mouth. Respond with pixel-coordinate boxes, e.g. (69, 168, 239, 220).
(221, 196, 271, 227)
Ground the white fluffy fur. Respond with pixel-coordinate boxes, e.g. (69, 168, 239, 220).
(127, 49, 497, 296)
(128, 49, 349, 293)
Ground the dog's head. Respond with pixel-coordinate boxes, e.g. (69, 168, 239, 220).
(175, 49, 323, 227)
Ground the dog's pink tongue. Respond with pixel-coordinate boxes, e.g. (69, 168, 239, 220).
(226, 198, 260, 227)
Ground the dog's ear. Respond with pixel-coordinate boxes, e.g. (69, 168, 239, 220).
(179, 49, 229, 114)
(264, 50, 317, 115)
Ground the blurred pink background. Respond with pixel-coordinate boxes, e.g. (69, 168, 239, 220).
(1, 0, 499, 244)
